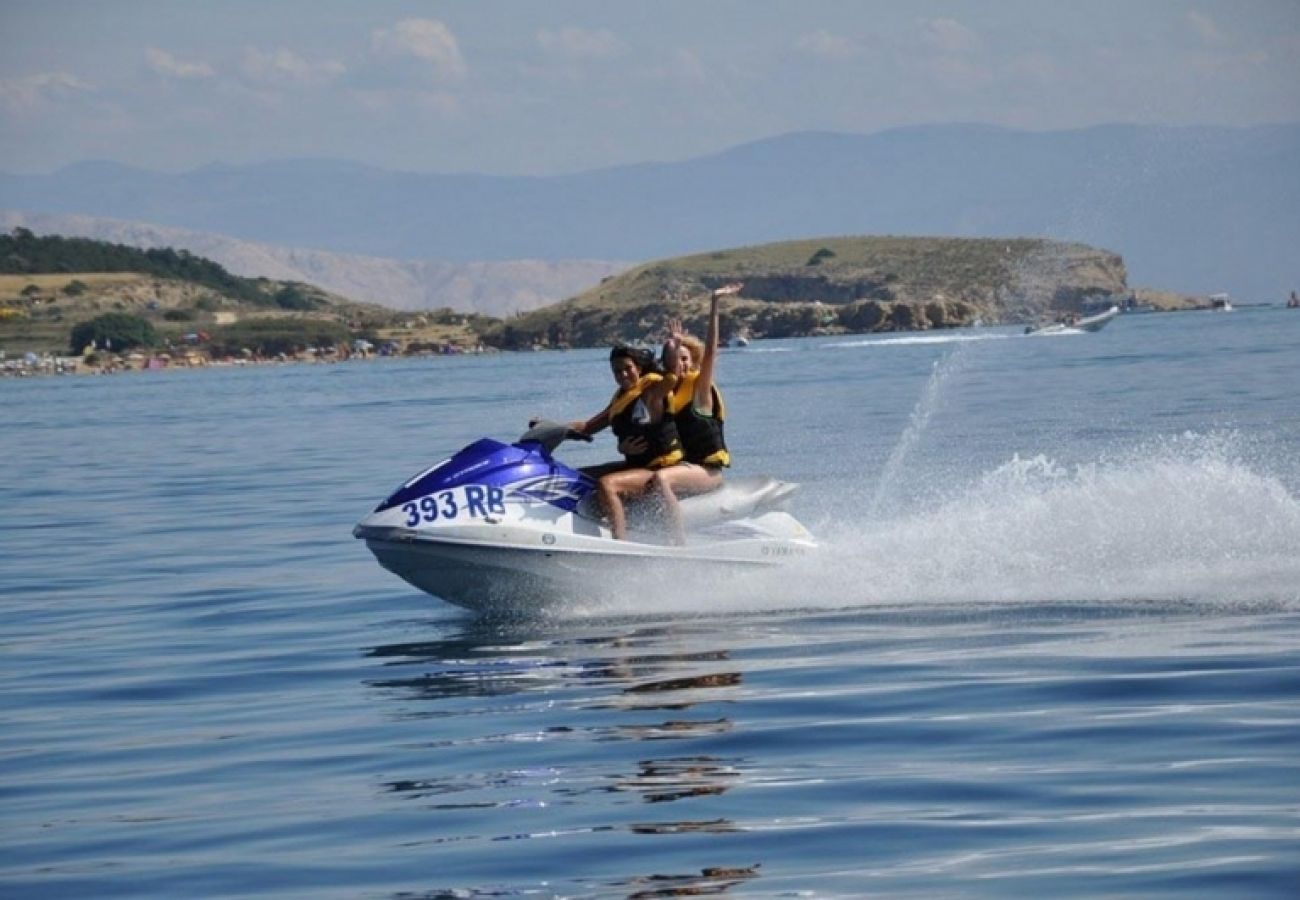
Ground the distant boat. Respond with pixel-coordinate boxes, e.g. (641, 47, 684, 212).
(1025, 305, 1120, 336)
(727, 334, 750, 348)
(1286, 291, 1298, 309)
(1209, 293, 1234, 311)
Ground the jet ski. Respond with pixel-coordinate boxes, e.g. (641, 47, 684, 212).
(353, 421, 817, 613)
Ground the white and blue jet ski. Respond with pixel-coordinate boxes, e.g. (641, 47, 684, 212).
(353, 421, 816, 613)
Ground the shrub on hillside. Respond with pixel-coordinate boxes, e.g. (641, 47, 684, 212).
(69, 313, 158, 353)
(208, 318, 350, 357)
(273, 284, 324, 311)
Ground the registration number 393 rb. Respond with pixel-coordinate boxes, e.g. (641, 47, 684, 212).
(402, 485, 507, 526)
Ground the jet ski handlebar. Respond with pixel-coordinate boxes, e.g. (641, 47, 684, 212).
(520, 419, 593, 453)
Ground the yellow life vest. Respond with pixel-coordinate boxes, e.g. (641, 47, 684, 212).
(607, 373, 683, 469)
(608, 373, 662, 416)
(668, 372, 730, 467)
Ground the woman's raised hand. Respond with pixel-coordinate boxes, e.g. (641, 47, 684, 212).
(711, 282, 743, 298)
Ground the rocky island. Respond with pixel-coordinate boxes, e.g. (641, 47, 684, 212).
(481, 235, 1190, 350)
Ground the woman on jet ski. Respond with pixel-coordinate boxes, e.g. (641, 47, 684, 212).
(572, 344, 683, 540)
(650, 282, 740, 543)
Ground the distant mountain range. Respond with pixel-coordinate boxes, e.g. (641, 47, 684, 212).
(3, 123, 1297, 303)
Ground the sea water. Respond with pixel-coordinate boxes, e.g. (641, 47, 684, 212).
(2, 307, 1298, 897)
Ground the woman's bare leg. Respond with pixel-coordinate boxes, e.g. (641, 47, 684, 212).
(598, 468, 656, 540)
(652, 465, 723, 544)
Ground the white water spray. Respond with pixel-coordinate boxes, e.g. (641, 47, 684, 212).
(831, 432, 1300, 609)
(560, 432, 1300, 619)
(868, 346, 971, 517)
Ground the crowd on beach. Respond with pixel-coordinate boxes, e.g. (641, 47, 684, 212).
(1, 350, 269, 377)
(0, 339, 494, 378)
(1, 352, 84, 377)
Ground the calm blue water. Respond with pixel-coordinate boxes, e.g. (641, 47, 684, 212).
(3, 308, 1299, 898)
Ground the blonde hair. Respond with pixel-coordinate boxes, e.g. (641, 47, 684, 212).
(677, 333, 704, 369)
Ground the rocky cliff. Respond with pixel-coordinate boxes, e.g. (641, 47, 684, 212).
(484, 236, 1133, 348)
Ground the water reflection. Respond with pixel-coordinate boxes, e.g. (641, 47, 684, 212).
(616, 863, 760, 898)
(613, 755, 741, 803)
(367, 618, 759, 897)
(395, 862, 761, 900)
(383, 752, 742, 813)
(365, 619, 744, 711)
(621, 671, 743, 710)
(608, 718, 732, 741)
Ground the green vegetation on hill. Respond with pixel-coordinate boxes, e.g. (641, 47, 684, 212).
(206, 318, 353, 358)
(69, 313, 159, 353)
(1, 227, 277, 307)
(0, 228, 491, 357)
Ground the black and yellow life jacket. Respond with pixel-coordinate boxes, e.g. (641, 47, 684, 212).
(608, 373, 683, 469)
(667, 371, 730, 467)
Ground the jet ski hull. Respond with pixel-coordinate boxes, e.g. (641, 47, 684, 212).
(362, 534, 585, 614)
(357, 510, 814, 613)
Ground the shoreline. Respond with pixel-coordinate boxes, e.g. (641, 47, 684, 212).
(0, 346, 499, 380)
(5, 303, 1290, 380)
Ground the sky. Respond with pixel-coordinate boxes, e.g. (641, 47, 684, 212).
(1, 0, 1298, 176)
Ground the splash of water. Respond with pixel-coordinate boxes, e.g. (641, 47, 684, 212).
(821, 431, 1300, 609)
(562, 432, 1300, 619)
(822, 332, 1010, 349)
(868, 347, 971, 517)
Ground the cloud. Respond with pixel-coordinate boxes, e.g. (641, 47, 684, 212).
(0, 71, 95, 112)
(1187, 11, 1227, 44)
(537, 26, 624, 61)
(917, 18, 981, 54)
(1006, 51, 1060, 84)
(796, 30, 857, 61)
(145, 48, 215, 80)
(372, 18, 467, 81)
(645, 48, 709, 84)
(349, 85, 460, 117)
(240, 47, 346, 87)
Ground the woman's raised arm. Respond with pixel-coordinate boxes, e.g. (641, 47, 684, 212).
(695, 282, 742, 409)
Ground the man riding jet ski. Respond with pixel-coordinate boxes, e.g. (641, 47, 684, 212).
(353, 421, 816, 613)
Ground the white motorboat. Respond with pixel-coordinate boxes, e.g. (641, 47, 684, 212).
(1025, 305, 1120, 336)
(353, 422, 816, 613)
